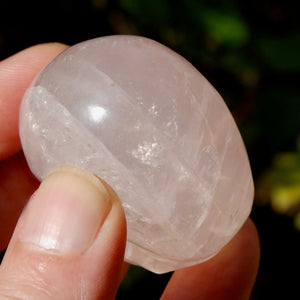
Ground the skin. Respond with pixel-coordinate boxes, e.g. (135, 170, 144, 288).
(0, 43, 260, 299)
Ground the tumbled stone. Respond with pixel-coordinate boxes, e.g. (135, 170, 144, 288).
(19, 35, 254, 273)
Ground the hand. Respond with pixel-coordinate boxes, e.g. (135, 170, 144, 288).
(0, 44, 260, 299)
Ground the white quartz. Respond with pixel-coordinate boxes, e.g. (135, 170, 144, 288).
(19, 35, 254, 273)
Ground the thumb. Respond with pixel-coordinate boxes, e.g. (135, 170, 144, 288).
(0, 165, 127, 300)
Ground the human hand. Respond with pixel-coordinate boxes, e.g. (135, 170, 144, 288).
(0, 44, 260, 299)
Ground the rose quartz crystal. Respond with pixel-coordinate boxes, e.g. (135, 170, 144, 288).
(19, 35, 254, 273)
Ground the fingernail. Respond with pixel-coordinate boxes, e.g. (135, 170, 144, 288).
(19, 165, 111, 255)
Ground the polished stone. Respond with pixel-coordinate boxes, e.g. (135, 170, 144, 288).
(19, 35, 254, 273)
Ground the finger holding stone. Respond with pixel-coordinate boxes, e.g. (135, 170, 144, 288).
(160, 219, 260, 300)
(0, 165, 127, 300)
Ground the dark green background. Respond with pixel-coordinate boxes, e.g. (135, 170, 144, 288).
(1, 0, 300, 299)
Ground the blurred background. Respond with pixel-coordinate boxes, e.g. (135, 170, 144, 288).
(0, 0, 299, 299)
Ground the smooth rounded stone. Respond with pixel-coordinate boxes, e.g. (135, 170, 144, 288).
(19, 35, 254, 274)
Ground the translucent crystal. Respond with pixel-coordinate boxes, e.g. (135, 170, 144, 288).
(19, 35, 254, 273)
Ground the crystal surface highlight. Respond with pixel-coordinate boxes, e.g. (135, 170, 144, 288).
(19, 35, 254, 273)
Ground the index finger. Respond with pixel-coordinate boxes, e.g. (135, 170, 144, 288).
(0, 43, 68, 160)
(0, 43, 68, 250)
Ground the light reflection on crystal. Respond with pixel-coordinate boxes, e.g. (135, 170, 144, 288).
(87, 105, 107, 123)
